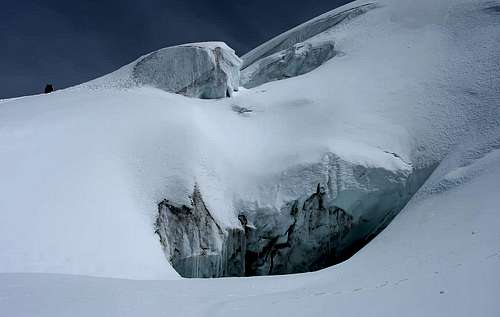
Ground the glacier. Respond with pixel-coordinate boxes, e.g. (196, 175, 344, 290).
(0, 0, 499, 315)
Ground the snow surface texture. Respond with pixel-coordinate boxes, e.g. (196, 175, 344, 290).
(0, 0, 500, 314)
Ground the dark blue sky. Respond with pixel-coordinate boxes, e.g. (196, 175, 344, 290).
(0, 0, 351, 98)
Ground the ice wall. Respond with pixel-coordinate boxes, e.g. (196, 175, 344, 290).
(241, 40, 336, 89)
(155, 185, 246, 278)
(155, 153, 433, 277)
(133, 42, 241, 99)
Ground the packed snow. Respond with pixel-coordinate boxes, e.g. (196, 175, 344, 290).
(0, 0, 499, 315)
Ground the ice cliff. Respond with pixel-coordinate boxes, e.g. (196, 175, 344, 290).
(155, 153, 433, 277)
(155, 185, 245, 278)
(241, 40, 336, 89)
(133, 42, 241, 98)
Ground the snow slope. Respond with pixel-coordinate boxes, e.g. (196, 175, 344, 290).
(0, 0, 499, 314)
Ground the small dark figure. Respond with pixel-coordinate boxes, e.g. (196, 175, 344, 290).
(44, 84, 54, 94)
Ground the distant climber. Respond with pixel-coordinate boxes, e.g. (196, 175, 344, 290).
(44, 84, 54, 94)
